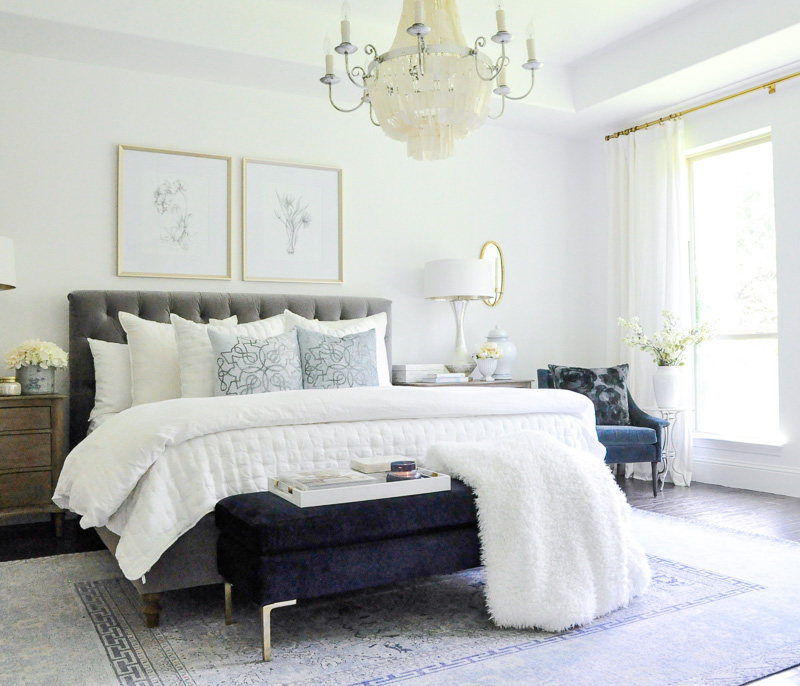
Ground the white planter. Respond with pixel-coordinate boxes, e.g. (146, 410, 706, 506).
(653, 366, 681, 408)
(476, 358, 499, 382)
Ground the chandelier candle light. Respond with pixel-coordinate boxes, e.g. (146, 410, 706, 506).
(321, 0, 542, 161)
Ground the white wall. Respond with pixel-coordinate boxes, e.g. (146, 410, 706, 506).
(0, 50, 598, 397)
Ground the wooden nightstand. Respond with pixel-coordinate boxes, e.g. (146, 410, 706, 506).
(394, 379, 535, 388)
(0, 394, 67, 536)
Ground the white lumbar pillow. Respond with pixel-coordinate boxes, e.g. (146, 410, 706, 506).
(171, 313, 288, 398)
(119, 312, 237, 406)
(87, 339, 132, 427)
(283, 309, 390, 386)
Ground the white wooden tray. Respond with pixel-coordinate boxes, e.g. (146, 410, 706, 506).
(268, 469, 451, 508)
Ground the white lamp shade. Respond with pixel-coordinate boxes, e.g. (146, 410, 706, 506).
(424, 258, 494, 300)
(0, 237, 16, 290)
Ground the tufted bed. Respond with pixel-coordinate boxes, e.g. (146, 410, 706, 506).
(60, 290, 603, 628)
(67, 291, 393, 622)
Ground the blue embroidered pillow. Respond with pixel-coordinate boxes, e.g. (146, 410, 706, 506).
(296, 328, 378, 389)
(548, 363, 630, 425)
(208, 329, 302, 396)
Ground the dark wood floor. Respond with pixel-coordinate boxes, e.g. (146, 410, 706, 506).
(2, 480, 800, 684)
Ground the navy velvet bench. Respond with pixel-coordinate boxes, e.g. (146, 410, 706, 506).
(215, 480, 481, 661)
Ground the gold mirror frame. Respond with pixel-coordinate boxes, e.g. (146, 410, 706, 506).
(480, 241, 504, 307)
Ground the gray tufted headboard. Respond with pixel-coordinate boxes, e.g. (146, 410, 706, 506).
(68, 290, 392, 449)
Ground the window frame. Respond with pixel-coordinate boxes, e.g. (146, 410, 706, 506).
(686, 132, 778, 438)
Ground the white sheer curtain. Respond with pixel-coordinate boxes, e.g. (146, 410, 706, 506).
(606, 120, 693, 486)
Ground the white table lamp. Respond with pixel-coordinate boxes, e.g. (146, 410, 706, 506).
(0, 237, 16, 290)
(424, 258, 494, 373)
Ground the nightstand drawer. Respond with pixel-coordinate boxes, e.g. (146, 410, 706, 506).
(0, 407, 50, 432)
(0, 433, 51, 470)
(0, 471, 52, 508)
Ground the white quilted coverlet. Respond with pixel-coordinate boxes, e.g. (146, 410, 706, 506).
(53, 387, 604, 580)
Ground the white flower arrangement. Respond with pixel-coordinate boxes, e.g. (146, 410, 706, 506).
(4, 340, 69, 370)
(618, 311, 713, 367)
(474, 342, 503, 360)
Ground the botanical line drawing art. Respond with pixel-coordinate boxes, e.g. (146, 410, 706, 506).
(274, 191, 312, 255)
(154, 180, 193, 250)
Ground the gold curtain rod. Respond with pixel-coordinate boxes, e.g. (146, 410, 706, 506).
(604, 70, 800, 141)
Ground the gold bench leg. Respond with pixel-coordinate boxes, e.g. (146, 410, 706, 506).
(224, 582, 234, 625)
(262, 599, 297, 662)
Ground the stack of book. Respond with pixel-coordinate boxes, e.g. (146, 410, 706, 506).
(274, 469, 377, 493)
(421, 372, 469, 384)
(392, 363, 449, 384)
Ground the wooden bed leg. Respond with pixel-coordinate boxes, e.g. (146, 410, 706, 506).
(261, 600, 296, 662)
(142, 593, 162, 628)
(52, 512, 64, 538)
(224, 582, 234, 625)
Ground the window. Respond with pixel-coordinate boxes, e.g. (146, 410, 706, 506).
(688, 135, 778, 441)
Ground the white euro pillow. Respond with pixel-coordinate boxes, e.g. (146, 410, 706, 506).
(119, 312, 236, 406)
(171, 312, 288, 398)
(87, 339, 132, 424)
(283, 309, 390, 386)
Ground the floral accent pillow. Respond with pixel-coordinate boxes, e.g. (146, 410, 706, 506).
(297, 328, 378, 389)
(548, 364, 630, 425)
(208, 329, 302, 396)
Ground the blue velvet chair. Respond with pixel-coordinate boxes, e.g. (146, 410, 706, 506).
(537, 369, 669, 496)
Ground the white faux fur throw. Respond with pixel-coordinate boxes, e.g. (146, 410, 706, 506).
(425, 430, 651, 631)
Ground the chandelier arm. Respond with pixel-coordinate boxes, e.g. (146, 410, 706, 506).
(344, 53, 369, 90)
(496, 44, 511, 74)
(488, 95, 506, 120)
(417, 36, 426, 76)
(474, 52, 500, 82)
(328, 85, 367, 113)
(502, 70, 536, 101)
(473, 37, 501, 82)
(369, 102, 381, 127)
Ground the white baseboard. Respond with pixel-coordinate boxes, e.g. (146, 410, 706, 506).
(691, 454, 800, 497)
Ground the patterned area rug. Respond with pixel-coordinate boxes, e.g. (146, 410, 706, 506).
(2, 511, 800, 686)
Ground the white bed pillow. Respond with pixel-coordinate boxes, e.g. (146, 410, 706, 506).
(119, 312, 236, 406)
(171, 313, 288, 398)
(283, 310, 390, 386)
(87, 339, 132, 424)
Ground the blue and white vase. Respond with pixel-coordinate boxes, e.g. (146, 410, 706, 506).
(17, 365, 55, 395)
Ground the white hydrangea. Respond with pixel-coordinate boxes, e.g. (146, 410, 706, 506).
(474, 342, 502, 360)
(4, 340, 69, 370)
(618, 311, 713, 367)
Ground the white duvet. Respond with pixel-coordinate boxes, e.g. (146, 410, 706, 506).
(53, 386, 604, 580)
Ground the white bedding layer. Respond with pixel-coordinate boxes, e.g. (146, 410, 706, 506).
(53, 387, 604, 580)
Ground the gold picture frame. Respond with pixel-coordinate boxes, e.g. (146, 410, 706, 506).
(243, 158, 343, 283)
(117, 145, 232, 280)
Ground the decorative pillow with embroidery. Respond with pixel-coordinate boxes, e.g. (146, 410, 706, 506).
(208, 329, 302, 396)
(297, 328, 379, 389)
(548, 363, 630, 425)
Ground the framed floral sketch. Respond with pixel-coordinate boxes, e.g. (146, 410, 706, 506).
(243, 158, 342, 283)
(118, 145, 232, 279)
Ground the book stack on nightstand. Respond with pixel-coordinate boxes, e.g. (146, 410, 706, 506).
(0, 395, 66, 536)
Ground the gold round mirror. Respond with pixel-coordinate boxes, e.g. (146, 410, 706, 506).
(480, 241, 504, 307)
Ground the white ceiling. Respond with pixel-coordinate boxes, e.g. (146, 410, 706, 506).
(293, 0, 711, 65)
(0, 0, 798, 135)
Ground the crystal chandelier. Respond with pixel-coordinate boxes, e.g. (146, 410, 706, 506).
(321, 0, 542, 161)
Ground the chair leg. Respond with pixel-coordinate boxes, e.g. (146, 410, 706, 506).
(224, 582, 234, 625)
(262, 599, 297, 662)
(652, 462, 659, 497)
